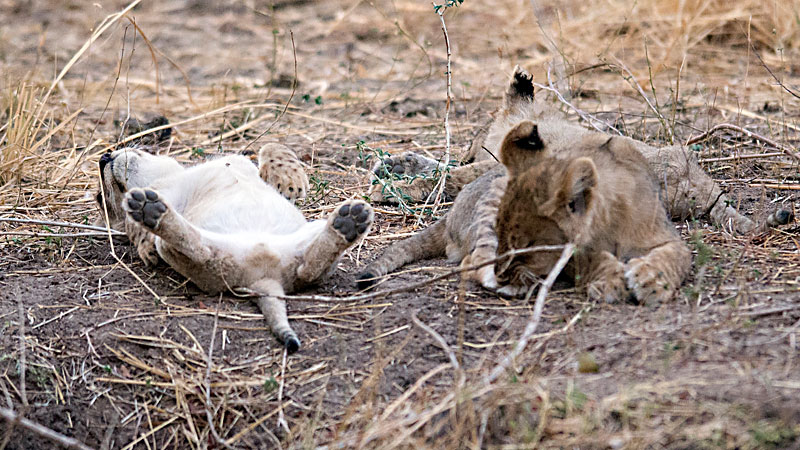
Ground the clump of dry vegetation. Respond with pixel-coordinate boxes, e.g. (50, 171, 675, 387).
(1, 0, 800, 448)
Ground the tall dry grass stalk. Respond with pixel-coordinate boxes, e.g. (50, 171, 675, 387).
(0, 84, 49, 187)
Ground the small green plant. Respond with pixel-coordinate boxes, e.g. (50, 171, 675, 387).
(190, 147, 206, 158)
(264, 376, 279, 393)
(308, 172, 330, 203)
(749, 420, 798, 448)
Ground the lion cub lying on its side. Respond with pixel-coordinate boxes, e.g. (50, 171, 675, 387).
(98, 144, 373, 353)
(493, 121, 690, 302)
(360, 66, 790, 302)
(360, 119, 689, 303)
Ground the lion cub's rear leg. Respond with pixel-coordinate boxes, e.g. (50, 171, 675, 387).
(258, 143, 309, 203)
(295, 200, 374, 286)
(251, 279, 300, 353)
(368, 155, 494, 203)
(123, 187, 302, 351)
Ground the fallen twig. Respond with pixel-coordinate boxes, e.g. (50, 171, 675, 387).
(0, 406, 95, 450)
(271, 244, 567, 303)
(411, 313, 465, 388)
(204, 306, 235, 450)
(0, 217, 124, 235)
(486, 243, 574, 383)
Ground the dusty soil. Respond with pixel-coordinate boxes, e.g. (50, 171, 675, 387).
(1, 0, 800, 448)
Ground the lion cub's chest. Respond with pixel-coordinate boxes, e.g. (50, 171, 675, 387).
(168, 156, 307, 235)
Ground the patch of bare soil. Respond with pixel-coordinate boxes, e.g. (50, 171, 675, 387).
(1, 0, 800, 448)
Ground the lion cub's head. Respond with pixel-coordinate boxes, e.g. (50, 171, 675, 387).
(495, 120, 598, 286)
(96, 148, 182, 228)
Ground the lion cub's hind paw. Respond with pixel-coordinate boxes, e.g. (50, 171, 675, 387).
(624, 258, 676, 304)
(332, 200, 373, 243)
(371, 152, 439, 180)
(258, 143, 309, 203)
(124, 188, 167, 230)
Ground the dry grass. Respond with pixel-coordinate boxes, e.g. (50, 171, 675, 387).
(1, 0, 800, 448)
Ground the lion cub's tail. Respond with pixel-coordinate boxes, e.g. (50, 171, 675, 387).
(357, 219, 447, 289)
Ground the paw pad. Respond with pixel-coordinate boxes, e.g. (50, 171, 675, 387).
(333, 201, 372, 242)
(125, 188, 167, 229)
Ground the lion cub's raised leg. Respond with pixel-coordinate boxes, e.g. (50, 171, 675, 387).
(368, 154, 493, 203)
(295, 200, 374, 287)
(258, 143, 309, 203)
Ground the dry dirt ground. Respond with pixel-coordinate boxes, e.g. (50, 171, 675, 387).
(2, 0, 800, 448)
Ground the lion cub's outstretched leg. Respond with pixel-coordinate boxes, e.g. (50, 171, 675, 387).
(123, 187, 303, 351)
(251, 279, 300, 353)
(295, 200, 374, 287)
(123, 187, 206, 254)
(258, 143, 309, 203)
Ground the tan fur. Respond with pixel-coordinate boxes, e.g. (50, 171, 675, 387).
(97, 147, 373, 352)
(360, 67, 709, 302)
(494, 121, 690, 303)
(368, 66, 784, 234)
(258, 142, 309, 203)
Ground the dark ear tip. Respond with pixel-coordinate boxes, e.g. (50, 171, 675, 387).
(356, 272, 377, 290)
(511, 122, 543, 151)
(510, 66, 534, 99)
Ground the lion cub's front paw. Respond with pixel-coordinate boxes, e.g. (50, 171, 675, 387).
(624, 258, 676, 304)
(586, 258, 629, 303)
(124, 188, 167, 230)
(258, 143, 309, 203)
(331, 200, 373, 243)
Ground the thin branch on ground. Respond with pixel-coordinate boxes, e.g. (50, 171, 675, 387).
(16, 296, 28, 407)
(610, 59, 671, 136)
(748, 38, 800, 100)
(424, 1, 455, 219)
(276, 346, 290, 435)
(267, 244, 567, 303)
(0, 217, 125, 235)
(486, 242, 574, 384)
(411, 313, 465, 388)
(243, 30, 298, 153)
(686, 123, 800, 163)
(0, 406, 94, 450)
(537, 66, 621, 135)
(204, 306, 235, 450)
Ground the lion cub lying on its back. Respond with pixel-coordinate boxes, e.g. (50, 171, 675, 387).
(98, 144, 373, 353)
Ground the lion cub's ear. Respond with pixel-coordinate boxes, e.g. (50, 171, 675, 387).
(560, 157, 597, 216)
(504, 65, 535, 108)
(500, 120, 545, 176)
